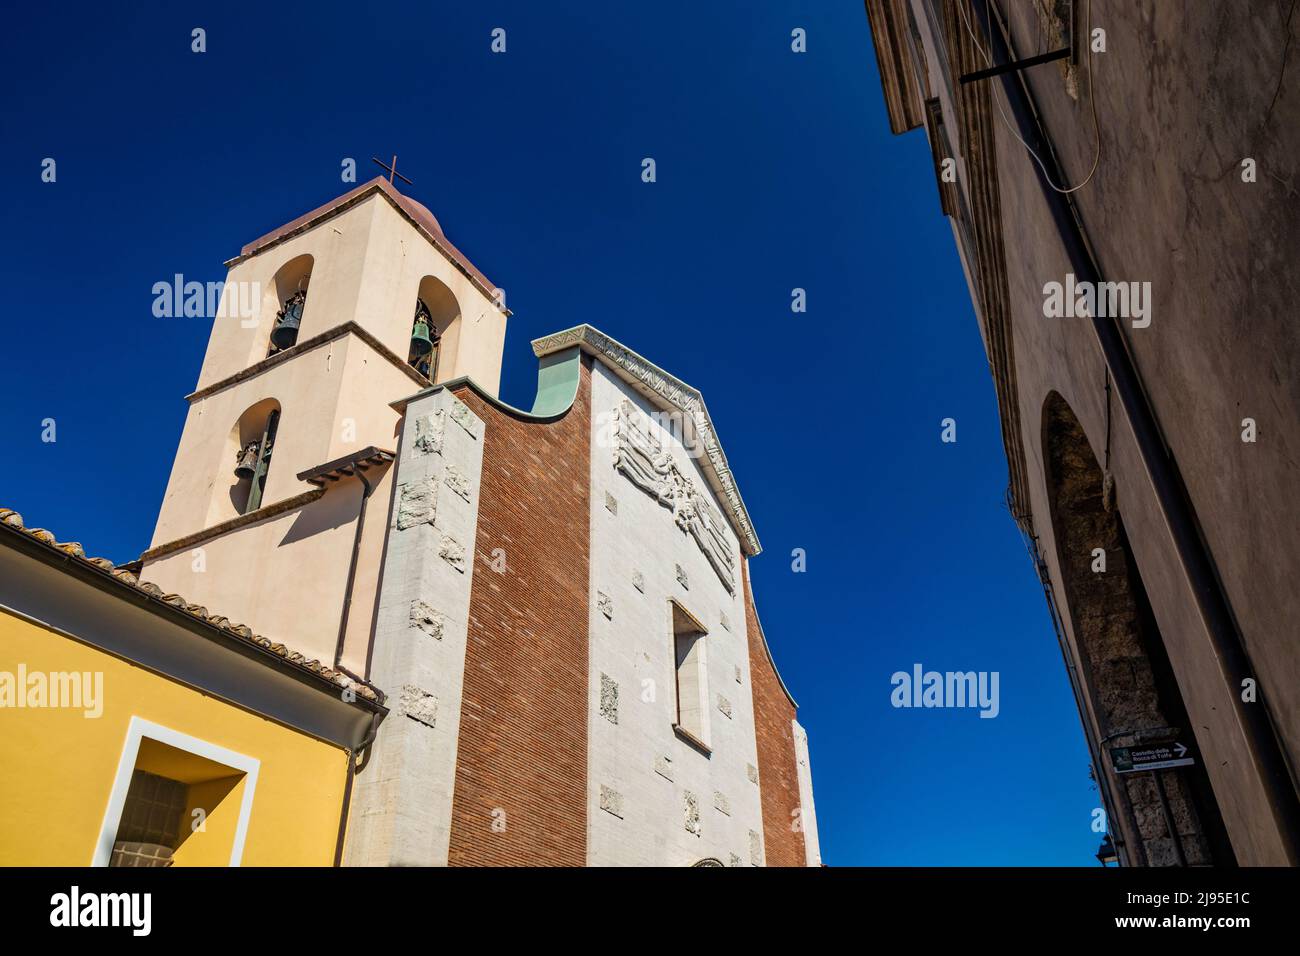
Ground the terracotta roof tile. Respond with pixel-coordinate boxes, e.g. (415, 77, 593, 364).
(0, 507, 380, 703)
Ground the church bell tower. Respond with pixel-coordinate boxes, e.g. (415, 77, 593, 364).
(137, 176, 506, 678)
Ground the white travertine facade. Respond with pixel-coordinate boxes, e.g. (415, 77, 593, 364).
(793, 719, 821, 866)
(344, 388, 485, 866)
(586, 363, 766, 866)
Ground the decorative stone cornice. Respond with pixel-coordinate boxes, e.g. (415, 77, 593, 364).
(864, 0, 926, 135)
(943, 4, 1031, 528)
(224, 176, 507, 312)
(139, 489, 325, 562)
(186, 320, 428, 404)
(610, 399, 736, 593)
(296, 446, 396, 487)
(532, 324, 761, 557)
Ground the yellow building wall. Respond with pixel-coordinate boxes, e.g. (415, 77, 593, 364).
(0, 609, 349, 866)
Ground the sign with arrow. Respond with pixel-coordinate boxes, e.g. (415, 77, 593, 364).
(1109, 742, 1195, 773)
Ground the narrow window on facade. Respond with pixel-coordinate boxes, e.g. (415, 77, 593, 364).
(104, 733, 251, 868)
(671, 601, 711, 752)
(232, 406, 280, 515)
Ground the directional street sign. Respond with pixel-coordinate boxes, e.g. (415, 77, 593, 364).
(1109, 742, 1195, 774)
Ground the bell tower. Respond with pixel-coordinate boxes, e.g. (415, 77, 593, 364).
(137, 177, 506, 673)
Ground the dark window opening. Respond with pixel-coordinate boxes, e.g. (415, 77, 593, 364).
(233, 409, 279, 514)
(110, 770, 186, 868)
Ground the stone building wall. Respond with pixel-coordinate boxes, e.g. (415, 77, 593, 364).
(987, 0, 1299, 863)
(991, 0, 1300, 771)
(866, 0, 1300, 863)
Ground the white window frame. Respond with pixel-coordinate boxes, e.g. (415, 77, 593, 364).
(92, 716, 260, 867)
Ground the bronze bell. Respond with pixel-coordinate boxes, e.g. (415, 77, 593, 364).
(234, 441, 261, 480)
(410, 298, 435, 357)
(410, 320, 434, 357)
(270, 290, 306, 351)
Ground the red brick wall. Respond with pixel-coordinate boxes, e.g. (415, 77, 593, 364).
(743, 559, 807, 867)
(446, 364, 591, 866)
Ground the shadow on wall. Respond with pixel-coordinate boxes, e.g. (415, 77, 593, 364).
(279, 484, 363, 547)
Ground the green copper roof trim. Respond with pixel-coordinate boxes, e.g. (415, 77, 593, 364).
(530, 324, 761, 557)
(530, 348, 584, 417)
(388, 330, 791, 703)
(393, 323, 761, 557)
(389, 346, 583, 422)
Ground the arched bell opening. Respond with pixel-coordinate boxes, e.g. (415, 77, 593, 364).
(220, 399, 282, 520)
(1041, 392, 1233, 867)
(409, 276, 460, 382)
(263, 254, 314, 357)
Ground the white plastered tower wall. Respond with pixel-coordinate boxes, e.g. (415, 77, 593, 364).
(150, 331, 413, 546)
(190, 184, 505, 395)
(139, 178, 505, 676)
(152, 183, 505, 547)
(348, 192, 507, 395)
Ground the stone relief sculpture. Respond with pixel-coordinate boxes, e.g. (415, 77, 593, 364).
(611, 399, 735, 592)
(683, 791, 702, 836)
(533, 325, 760, 556)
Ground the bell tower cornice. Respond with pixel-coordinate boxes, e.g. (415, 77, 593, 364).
(184, 320, 430, 404)
(224, 176, 508, 315)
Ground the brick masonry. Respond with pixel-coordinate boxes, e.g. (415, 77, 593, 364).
(743, 559, 806, 867)
(446, 362, 592, 866)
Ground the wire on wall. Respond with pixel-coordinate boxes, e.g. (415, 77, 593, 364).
(957, 0, 1103, 194)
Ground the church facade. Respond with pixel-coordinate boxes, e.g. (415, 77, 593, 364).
(135, 176, 820, 867)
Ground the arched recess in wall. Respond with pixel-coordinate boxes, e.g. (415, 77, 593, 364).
(209, 398, 282, 525)
(1041, 391, 1233, 867)
(260, 254, 314, 359)
(406, 275, 461, 382)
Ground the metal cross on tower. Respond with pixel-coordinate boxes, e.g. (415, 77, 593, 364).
(371, 155, 413, 186)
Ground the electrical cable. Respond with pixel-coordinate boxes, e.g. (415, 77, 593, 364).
(957, 0, 1102, 194)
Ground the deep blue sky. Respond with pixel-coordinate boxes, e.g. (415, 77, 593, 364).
(1, 1, 1100, 864)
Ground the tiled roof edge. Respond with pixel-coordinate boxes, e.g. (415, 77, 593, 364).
(0, 507, 384, 706)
